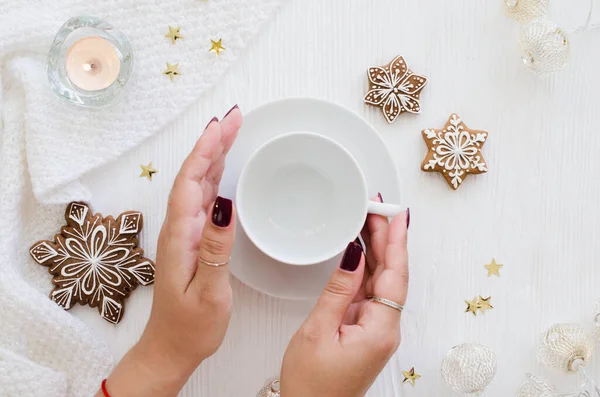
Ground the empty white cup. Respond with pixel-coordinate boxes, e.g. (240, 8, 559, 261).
(236, 131, 402, 266)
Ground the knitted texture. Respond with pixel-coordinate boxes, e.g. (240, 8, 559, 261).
(0, 0, 284, 395)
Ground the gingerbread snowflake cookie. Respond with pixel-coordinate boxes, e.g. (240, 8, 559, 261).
(30, 202, 155, 324)
(364, 55, 428, 123)
(421, 114, 488, 190)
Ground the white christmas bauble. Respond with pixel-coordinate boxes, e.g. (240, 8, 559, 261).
(516, 374, 589, 397)
(505, 0, 549, 23)
(441, 343, 497, 394)
(518, 19, 570, 77)
(256, 378, 280, 397)
(537, 323, 593, 372)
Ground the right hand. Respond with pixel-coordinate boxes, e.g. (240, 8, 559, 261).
(280, 208, 409, 397)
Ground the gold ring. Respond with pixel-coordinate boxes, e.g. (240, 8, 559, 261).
(368, 296, 404, 312)
(198, 256, 230, 267)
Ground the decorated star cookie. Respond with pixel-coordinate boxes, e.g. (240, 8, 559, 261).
(421, 114, 488, 190)
(364, 55, 428, 123)
(30, 202, 155, 324)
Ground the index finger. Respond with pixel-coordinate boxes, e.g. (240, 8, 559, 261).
(168, 120, 224, 220)
(383, 210, 409, 277)
(361, 195, 388, 273)
(204, 107, 244, 191)
(219, 106, 243, 155)
(359, 210, 409, 329)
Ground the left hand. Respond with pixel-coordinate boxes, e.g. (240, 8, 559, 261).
(96, 106, 243, 397)
(280, 197, 409, 397)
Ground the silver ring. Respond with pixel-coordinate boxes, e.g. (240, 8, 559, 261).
(198, 256, 230, 267)
(368, 296, 404, 312)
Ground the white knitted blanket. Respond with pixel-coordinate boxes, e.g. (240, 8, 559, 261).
(0, 1, 284, 395)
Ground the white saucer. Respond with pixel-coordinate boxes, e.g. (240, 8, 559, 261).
(221, 98, 401, 300)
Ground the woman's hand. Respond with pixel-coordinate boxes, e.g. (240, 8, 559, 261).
(281, 200, 409, 397)
(97, 106, 243, 397)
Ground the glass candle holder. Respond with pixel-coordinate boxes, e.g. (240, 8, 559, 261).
(47, 16, 134, 108)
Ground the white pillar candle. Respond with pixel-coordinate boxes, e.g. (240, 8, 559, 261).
(65, 36, 121, 91)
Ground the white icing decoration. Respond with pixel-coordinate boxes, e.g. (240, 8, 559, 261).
(424, 128, 437, 140)
(51, 286, 75, 309)
(119, 213, 141, 234)
(68, 203, 88, 226)
(363, 55, 428, 123)
(128, 261, 156, 285)
(30, 241, 58, 264)
(101, 296, 123, 324)
(423, 114, 488, 189)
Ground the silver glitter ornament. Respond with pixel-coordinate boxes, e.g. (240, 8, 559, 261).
(256, 378, 280, 397)
(441, 343, 497, 395)
(537, 324, 600, 396)
(504, 0, 549, 23)
(518, 18, 570, 77)
(517, 373, 590, 397)
(593, 299, 600, 342)
(537, 324, 593, 372)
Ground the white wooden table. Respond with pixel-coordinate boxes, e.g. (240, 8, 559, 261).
(79, 0, 600, 395)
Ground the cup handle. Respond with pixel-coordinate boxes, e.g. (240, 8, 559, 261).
(367, 201, 403, 217)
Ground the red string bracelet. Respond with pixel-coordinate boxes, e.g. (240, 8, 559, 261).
(101, 379, 111, 397)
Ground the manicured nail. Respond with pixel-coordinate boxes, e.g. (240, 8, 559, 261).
(406, 207, 410, 229)
(205, 116, 218, 130)
(212, 196, 232, 227)
(340, 242, 362, 272)
(224, 104, 239, 118)
(377, 192, 383, 203)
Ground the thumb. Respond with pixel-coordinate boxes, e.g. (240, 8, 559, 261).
(192, 196, 236, 297)
(305, 242, 365, 334)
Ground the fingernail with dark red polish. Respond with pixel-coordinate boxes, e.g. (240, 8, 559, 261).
(205, 117, 218, 130)
(377, 192, 383, 203)
(406, 208, 410, 229)
(340, 242, 362, 272)
(224, 104, 239, 118)
(212, 196, 232, 227)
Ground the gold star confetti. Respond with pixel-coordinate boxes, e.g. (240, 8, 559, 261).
(209, 39, 225, 56)
(140, 162, 158, 180)
(465, 297, 479, 316)
(478, 296, 494, 313)
(164, 26, 183, 44)
(162, 62, 180, 82)
(484, 258, 503, 277)
(402, 367, 421, 387)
